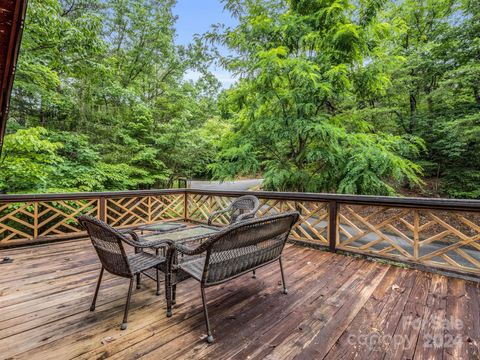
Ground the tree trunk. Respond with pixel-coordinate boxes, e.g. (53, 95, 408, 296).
(39, 99, 45, 126)
(408, 93, 417, 133)
(409, 94, 417, 115)
(474, 87, 480, 107)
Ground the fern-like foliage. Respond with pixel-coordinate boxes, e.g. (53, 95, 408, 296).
(210, 0, 423, 195)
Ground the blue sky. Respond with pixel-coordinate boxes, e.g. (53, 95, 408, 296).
(173, 0, 238, 88)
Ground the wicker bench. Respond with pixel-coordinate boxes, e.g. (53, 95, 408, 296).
(165, 211, 300, 343)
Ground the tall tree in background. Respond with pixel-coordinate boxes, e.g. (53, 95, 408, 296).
(209, 0, 423, 194)
(350, 0, 480, 197)
(4, 0, 225, 193)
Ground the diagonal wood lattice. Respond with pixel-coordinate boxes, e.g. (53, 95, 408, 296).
(38, 200, 98, 237)
(0, 202, 36, 242)
(0, 199, 98, 244)
(149, 194, 184, 221)
(106, 194, 184, 227)
(186, 194, 329, 245)
(337, 205, 480, 274)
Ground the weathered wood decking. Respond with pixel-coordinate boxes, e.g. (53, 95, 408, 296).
(0, 240, 479, 359)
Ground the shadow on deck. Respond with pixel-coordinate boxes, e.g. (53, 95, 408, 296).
(0, 240, 479, 359)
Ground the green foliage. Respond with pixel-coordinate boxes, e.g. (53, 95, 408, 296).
(7, 0, 221, 193)
(4, 0, 479, 198)
(209, 0, 480, 198)
(209, 0, 424, 195)
(0, 128, 63, 192)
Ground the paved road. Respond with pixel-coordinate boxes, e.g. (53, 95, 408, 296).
(188, 179, 262, 191)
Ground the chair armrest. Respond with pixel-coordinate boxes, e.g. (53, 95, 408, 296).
(171, 243, 200, 256)
(236, 210, 256, 222)
(170, 232, 219, 255)
(207, 207, 231, 225)
(171, 239, 208, 255)
(134, 239, 172, 249)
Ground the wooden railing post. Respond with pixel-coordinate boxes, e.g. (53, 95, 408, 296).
(148, 196, 152, 223)
(184, 191, 188, 221)
(413, 209, 420, 260)
(328, 200, 338, 252)
(99, 197, 106, 222)
(33, 202, 38, 240)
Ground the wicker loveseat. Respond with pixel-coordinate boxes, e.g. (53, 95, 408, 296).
(165, 211, 299, 343)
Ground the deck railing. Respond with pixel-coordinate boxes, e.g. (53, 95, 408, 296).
(1, 189, 479, 278)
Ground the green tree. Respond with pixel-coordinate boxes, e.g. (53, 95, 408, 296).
(209, 0, 423, 194)
(0, 128, 63, 193)
(7, 0, 221, 193)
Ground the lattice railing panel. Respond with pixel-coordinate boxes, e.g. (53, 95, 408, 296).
(107, 195, 186, 227)
(150, 194, 184, 221)
(0, 199, 99, 244)
(337, 205, 480, 274)
(0, 202, 36, 242)
(187, 194, 231, 225)
(106, 196, 150, 227)
(1, 190, 479, 277)
(38, 200, 98, 237)
(288, 201, 329, 245)
(186, 194, 329, 245)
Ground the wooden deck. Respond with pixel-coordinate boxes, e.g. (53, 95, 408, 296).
(1, 240, 479, 360)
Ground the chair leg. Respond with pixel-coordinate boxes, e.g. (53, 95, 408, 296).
(136, 273, 141, 289)
(121, 278, 135, 330)
(166, 273, 173, 317)
(252, 269, 256, 279)
(201, 286, 214, 343)
(279, 257, 287, 294)
(90, 267, 104, 311)
(156, 268, 161, 296)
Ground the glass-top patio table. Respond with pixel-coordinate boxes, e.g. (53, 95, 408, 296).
(141, 223, 220, 243)
(141, 223, 222, 301)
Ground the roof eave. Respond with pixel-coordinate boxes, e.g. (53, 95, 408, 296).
(0, 0, 28, 152)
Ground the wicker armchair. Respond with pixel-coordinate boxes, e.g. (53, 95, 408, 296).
(165, 211, 299, 343)
(77, 215, 168, 330)
(207, 195, 260, 226)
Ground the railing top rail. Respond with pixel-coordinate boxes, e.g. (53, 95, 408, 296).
(0, 188, 479, 212)
(0, 188, 185, 202)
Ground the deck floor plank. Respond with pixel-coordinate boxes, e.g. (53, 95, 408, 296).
(0, 240, 479, 359)
(323, 266, 414, 360)
(211, 256, 363, 360)
(443, 278, 480, 359)
(152, 251, 351, 360)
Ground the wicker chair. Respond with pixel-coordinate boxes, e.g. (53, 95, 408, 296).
(77, 215, 168, 330)
(207, 195, 260, 226)
(165, 211, 299, 343)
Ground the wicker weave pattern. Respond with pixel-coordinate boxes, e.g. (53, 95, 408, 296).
(204, 215, 295, 284)
(166, 211, 299, 343)
(80, 217, 132, 277)
(128, 252, 164, 274)
(207, 195, 260, 225)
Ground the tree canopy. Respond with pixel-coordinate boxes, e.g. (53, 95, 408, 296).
(3, 0, 227, 193)
(209, 0, 480, 197)
(2, 0, 479, 198)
